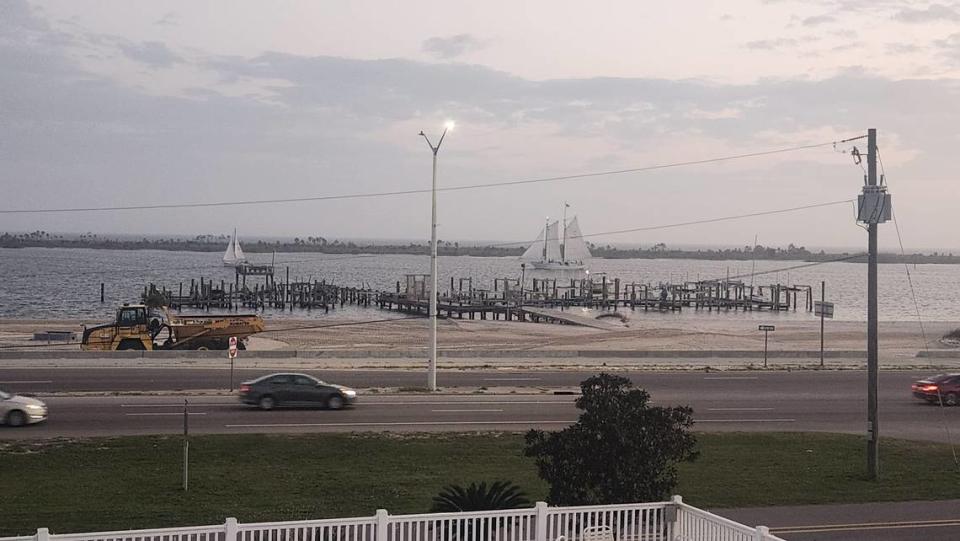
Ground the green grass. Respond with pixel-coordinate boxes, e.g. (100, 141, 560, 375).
(3, 432, 960, 536)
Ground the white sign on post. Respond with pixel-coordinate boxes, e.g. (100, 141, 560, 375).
(228, 336, 238, 359)
(814, 301, 835, 319)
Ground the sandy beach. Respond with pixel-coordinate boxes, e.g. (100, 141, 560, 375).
(2, 313, 957, 356)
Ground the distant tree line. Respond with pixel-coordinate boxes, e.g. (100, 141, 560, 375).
(2, 231, 959, 264)
(587, 241, 960, 264)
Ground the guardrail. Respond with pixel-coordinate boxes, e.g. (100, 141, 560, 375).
(4, 498, 784, 541)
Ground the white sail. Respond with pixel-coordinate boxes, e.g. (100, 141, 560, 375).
(562, 216, 592, 262)
(222, 228, 247, 267)
(222, 231, 237, 266)
(233, 235, 246, 263)
(520, 226, 546, 261)
(544, 220, 562, 261)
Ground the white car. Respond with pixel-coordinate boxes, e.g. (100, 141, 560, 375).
(0, 388, 48, 426)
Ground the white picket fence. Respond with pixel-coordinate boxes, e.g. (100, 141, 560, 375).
(3, 498, 784, 541)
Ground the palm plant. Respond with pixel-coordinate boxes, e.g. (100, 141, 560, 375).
(430, 480, 530, 512)
(429, 481, 531, 541)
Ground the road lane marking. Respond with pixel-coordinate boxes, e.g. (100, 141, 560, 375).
(121, 403, 234, 408)
(697, 418, 795, 423)
(707, 407, 774, 411)
(125, 412, 208, 416)
(0, 380, 53, 384)
(483, 378, 542, 381)
(351, 400, 573, 406)
(226, 420, 574, 428)
(120, 400, 572, 408)
(774, 518, 960, 534)
(703, 377, 759, 380)
(431, 409, 504, 413)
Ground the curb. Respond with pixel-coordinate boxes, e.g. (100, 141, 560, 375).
(0, 349, 878, 360)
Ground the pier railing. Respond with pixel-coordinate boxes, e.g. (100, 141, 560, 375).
(4, 498, 784, 541)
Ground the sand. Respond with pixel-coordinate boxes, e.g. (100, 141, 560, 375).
(2, 313, 957, 355)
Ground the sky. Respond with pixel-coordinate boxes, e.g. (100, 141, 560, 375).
(1, 0, 958, 251)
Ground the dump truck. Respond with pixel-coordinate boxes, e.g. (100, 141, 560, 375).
(81, 304, 265, 351)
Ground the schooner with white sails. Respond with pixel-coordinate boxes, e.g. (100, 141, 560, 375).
(520, 205, 591, 270)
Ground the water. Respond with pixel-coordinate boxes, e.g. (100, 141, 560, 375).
(1, 247, 957, 322)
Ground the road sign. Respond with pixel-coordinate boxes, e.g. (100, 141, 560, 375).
(814, 301, 835, 319)
(228, 336, 238, 392)
(758, 325, 775, 368)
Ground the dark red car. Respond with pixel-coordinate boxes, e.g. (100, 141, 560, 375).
(912, 374, 960, 406)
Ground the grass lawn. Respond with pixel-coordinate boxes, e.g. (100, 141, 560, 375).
(3, 432, 960, 536)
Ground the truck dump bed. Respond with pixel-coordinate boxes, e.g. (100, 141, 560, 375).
(167, 313, 265, 341)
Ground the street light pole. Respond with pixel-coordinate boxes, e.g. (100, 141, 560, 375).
(420, 121, 454, 392)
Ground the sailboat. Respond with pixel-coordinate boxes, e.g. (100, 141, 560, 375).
(222, 229, 247, 267)
(520, 205, 591, 270)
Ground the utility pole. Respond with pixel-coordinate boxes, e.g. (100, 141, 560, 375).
(866, 128, 879, 479)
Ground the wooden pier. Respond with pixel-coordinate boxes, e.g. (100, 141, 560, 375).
(372, 273, 814, 325)
(137, 268, 814, 328)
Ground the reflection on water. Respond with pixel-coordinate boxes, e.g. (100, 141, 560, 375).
(1, 247, 957, 322)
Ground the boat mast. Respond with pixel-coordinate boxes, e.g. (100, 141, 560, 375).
(561, 202, 568, 263)
(542, 216, 549, 261)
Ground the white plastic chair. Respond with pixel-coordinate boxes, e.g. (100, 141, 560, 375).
(580, 525, 615, 541)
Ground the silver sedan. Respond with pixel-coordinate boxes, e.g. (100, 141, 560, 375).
(0, 388, 48, 426)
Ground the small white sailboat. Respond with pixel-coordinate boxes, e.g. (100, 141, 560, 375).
(222, 228, 247, 267)
(521, 205, 591, 270)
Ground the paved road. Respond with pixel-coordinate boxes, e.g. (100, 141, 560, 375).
(4, 367, 960, 539)
(724, 499, 960, 540)
(2, 369, 959, 441)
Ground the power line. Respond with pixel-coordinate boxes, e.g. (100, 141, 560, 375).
(3, 198, 858, 281)
(0, 137, 866, 215)
(720, 253, 867, 282)
(490, 199, 854, 247)
(880, 146, 960, 470)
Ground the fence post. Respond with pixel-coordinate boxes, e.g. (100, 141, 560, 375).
(755, 525, 770, 540)
(376, 509, 389, 541)
(36, 529, 50, 541)
(669, 495, 683, 540)
(535, 501, 548, 541)
(225, 517, 238, 541)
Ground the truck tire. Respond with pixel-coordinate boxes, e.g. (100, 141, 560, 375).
(117, 339, 145, 351)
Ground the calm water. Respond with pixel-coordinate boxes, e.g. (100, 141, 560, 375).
(1, 247, 957, 322)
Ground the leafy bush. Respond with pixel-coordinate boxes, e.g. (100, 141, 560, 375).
(524, 373, 697, 505)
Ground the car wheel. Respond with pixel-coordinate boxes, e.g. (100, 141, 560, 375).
(196, 346, 209, 351)
(945, 393, 958, 406)
(6, 410, 27, 427)
(327, 395, 344, 410)
(258, 395, 276, 410)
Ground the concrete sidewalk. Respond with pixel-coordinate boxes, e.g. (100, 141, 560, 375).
(0, 353, 956, 371)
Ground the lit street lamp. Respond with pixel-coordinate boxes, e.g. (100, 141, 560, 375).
(419, 120, 454, 391)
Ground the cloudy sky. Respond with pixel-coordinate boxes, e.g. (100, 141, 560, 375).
(1, 0, 958, 250)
